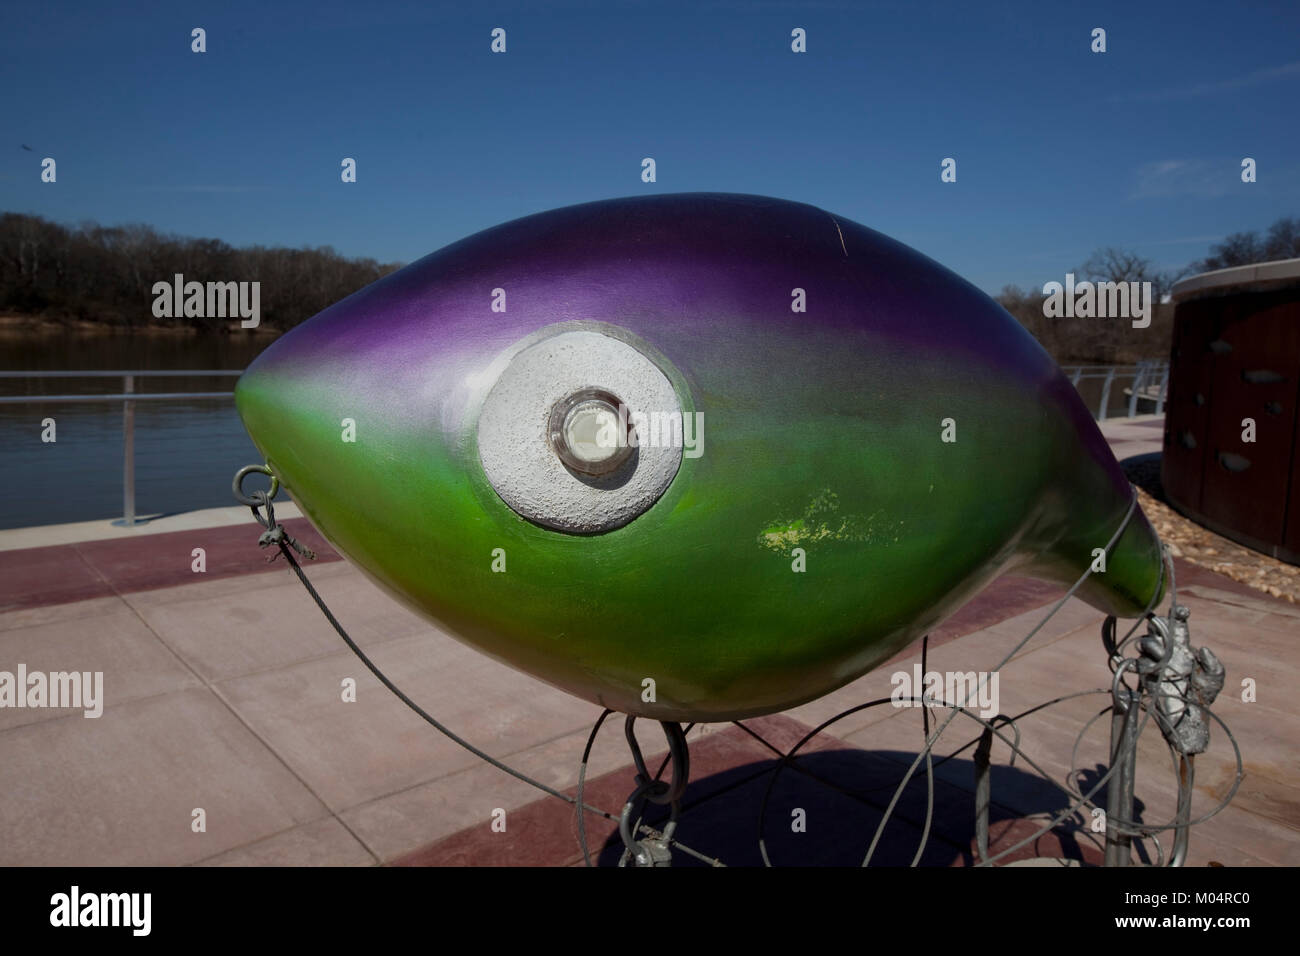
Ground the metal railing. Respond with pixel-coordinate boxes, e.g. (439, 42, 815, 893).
(0, 370, 241, 527)
(1059, 361, 1170, 421)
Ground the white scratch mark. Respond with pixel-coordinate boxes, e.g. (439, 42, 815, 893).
(832, 217, 847, 257)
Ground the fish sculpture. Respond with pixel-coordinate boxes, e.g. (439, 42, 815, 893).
(235, 193, 1164, 721)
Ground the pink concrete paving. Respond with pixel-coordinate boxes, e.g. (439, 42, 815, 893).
(0, 416, 1295, 866)
(1098, 413, 1166, 459)
(0, 517, 339, 613)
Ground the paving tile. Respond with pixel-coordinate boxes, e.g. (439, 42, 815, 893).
(1181, 585, 1300, 620)
(0, 687, 328, 865)
(195, 817, 375, 867)
(213, 631, 598, 812)
(784, 665, 918, 742)
(128, 560, 429, 682)
(0, 544, 110, 612)
(0, 595, 126, 634)
(1113, 440, 1164, 458)
(75, 518, 339, 596)
(0, 518, 340, 613)
(911, 576, 1069, 654)
(785, 592, 1101, 741)
(125, 557, 327, 607)
(1172, 559, 1290, 605)
(341, 727, 611, 862)
(0, 603, 200, 732)
(342, 719, 732, 862)
(978, 597, 1108, 653)
(801, 616, 1109, 744)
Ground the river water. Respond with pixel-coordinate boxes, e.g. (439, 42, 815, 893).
(0, 332, 276, 530)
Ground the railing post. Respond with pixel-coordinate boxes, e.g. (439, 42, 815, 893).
(113, 374, 136, 527)
(1155, 364, 1169, 416)
(1, 370, 243, 529)
(1127, 362, 1145, 418)
(1098, 367, 1116, 421)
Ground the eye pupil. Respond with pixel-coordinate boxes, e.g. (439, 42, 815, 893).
(566, 402, 618, 457)
(549, 388, 635, 476)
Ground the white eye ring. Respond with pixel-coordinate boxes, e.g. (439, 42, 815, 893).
(476, 328, 684, 533)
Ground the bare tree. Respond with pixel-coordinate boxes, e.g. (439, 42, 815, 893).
(1264, 217, 1300, 261)
(1194, 216, 1300, 272)
(1196, 231, 1263, 271)
(1077, 247, 1187, 302)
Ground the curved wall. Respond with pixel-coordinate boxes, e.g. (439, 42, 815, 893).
(1162, 258, 1300, 564)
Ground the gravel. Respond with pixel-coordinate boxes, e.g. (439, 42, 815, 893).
(1122, 455, 1298, 604)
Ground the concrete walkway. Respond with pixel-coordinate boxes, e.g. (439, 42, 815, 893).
(1, 415, 1295, 866)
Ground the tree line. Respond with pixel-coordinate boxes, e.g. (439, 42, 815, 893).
(2, 210, 1297, 361)
(0, 212, 402, 332)
(996, 215, 1300, 364)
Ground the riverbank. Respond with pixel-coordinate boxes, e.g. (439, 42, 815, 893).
(0, 314, 283, 337)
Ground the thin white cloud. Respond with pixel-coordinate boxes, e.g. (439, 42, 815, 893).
(1129, 159, 1238, 200)
(133, 185, 262, 193)
(1122, 61, 1300, 102)
(1139, 234, 1224, 246)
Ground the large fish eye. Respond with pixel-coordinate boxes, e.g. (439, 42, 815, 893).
(476, 327, 685, 534)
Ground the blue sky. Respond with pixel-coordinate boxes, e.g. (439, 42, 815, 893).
(2, 0, 1297, 295)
